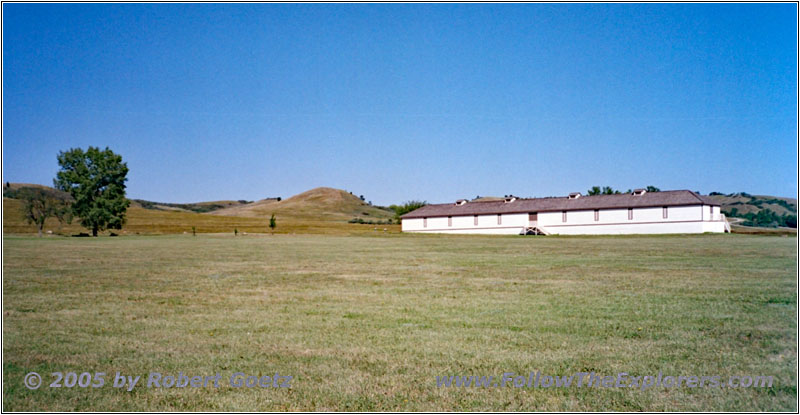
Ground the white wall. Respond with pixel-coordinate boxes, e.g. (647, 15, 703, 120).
(545, 220, 709, 235)
(402, 213, 528, 234)
(702, 220, 728, 233)
(402, 204, 728, 235)
(706, 205, 720, 221)
(540, 205, 729, 235)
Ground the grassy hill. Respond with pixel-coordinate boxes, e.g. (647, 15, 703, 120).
(2, 182, 57, 192)
(707, 193, 797, 228)
(209, 187, 395, 222)
(3, 185, 399, 236)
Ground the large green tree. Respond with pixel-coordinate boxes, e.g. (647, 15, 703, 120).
(54, 146, 130, 236)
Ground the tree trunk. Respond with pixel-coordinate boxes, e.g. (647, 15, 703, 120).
(37, 225, 43, 238)
(92, 227, 98, 237)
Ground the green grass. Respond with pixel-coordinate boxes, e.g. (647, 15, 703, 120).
(3, 233, 796, 411)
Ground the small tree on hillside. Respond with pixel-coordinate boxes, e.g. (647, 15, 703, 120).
(16, 187, 73, 237)
(54, 146, 130, 236)
(269, 214, 276, 234)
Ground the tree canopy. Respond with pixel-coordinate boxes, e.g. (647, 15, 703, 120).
(389, 200, 427, 222)
(54, 146, 130, 236)
(11, 186, 72, 236)
(587, 185, 660, 195)
(587, 186, 621, 195)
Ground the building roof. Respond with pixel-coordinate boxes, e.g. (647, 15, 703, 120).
(401, 190, 718, 219)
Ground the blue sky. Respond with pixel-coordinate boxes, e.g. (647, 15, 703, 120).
(3, 3, 797, 205)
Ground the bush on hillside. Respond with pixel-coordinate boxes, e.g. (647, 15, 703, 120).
(388, 200, 427, 222)
(733, 209, 797, 228)
(348, 218, 394, 225)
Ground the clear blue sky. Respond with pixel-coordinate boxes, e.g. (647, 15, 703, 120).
(3, 3, 797, 205)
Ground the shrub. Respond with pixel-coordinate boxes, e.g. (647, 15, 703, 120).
(388, 201, 427, 222)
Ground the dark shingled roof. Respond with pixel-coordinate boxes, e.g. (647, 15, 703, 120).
(401, 190, 718, 219)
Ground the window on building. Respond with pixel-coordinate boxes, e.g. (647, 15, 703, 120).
(628, 208, 633, 220)
(710, 205, 713, 215)
(663, 206, 668, 219)
(594, 209, 599, 221)
(423, 217, 427, 228)
(448, 216, 452, 227)
(474, 215, 478, 226)
(562, 211, 567, 222)
(497, 214, 502, 225)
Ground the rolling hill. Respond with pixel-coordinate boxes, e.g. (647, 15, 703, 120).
(209, 187, 394, 221)
(3, 185, 398, 235)
(707, 193, 797, 229)
(707, 193, 796, 216)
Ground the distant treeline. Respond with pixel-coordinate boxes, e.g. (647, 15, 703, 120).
(348, 217, 395, 225)
(727, 208, 797, 228)
(3, 186, 70, 199)
(134, 199, 228, 213)
(133, 199, 259, 214)
(586, 185, 661, 195)
(712, 192, 797, 228)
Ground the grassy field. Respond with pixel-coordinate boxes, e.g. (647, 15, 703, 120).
(2, 233, 796, 411)
(3, 197, 400, 236)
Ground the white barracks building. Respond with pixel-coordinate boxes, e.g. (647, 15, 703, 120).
(401, 189, 730, 235)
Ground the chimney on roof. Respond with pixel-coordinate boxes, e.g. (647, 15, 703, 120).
(632, 188, 647, 196)
(568, 192, 581, 199)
